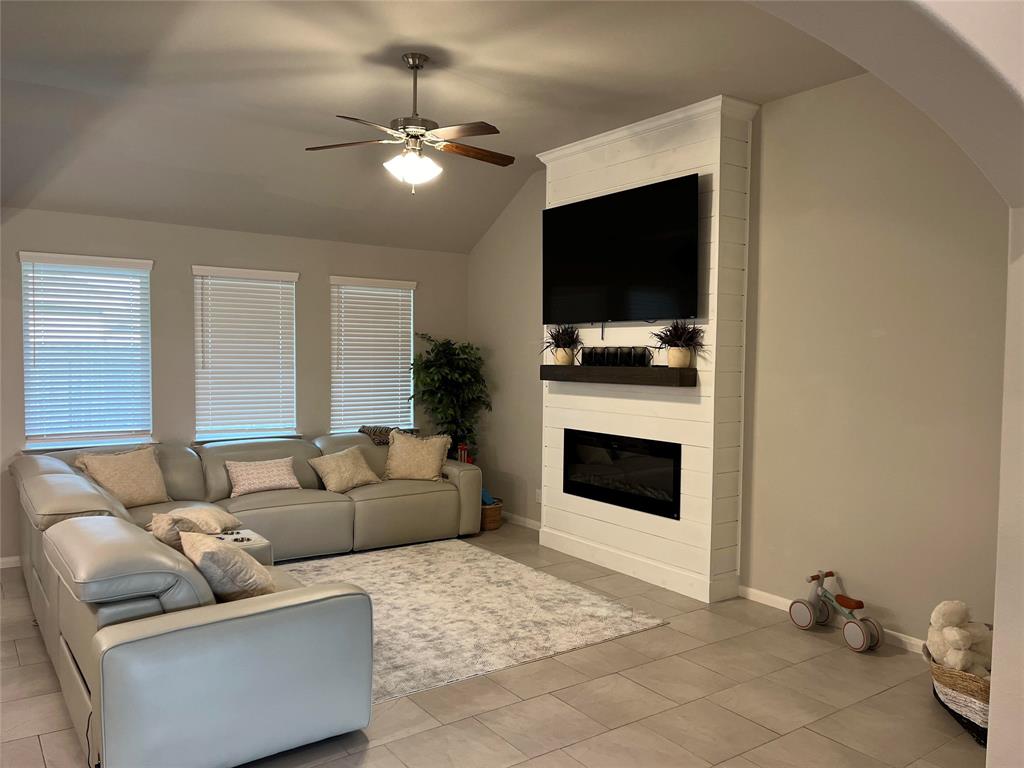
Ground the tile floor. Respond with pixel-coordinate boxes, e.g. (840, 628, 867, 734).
(0, 523, 988, 768)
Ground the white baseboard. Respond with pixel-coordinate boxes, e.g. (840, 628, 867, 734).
(1, 555, 22, 569)
(502, 512, 541, 530)
(738, 584, 924, 654)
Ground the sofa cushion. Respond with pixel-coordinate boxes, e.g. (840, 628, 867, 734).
(309, 448, 380, 494)
(218, 489, 355, 561)
(196, 439, 322, 501)
(180, 533, 275, 602)
(19, 474, 132, 531)
(150, 508, 243, 551)
(76, 446, 171, 507)
(225, 457, 301, 498)
(45, 444, 206, 502)
(267, 567, 303, 592)
(347, 480, 459, 552)
(129, 500, 226, 529)
(313, 433, 388, 478)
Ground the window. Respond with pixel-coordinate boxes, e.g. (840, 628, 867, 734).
(21, 251, 153, 448)
(330, 276, 416, 433)
(193, 266, 297, 441)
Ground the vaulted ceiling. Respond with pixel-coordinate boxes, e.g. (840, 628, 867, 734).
(1, 1, 862, 252)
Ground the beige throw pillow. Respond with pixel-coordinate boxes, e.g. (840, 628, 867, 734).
(76, 446, 170, 508)
(180, 532, 275, 602)
(309, 448, 380, 493)
(150, 507, 242, 551)
(384, 430, 451, 481)
(225, 457, 300, 498)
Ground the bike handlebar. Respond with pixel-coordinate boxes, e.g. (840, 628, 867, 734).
(806, 571, 835, 583)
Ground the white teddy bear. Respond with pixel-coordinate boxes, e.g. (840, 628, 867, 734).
(926, 600, 992, 678)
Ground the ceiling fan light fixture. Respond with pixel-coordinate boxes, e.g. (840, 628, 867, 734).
(383, 149, 442, 186)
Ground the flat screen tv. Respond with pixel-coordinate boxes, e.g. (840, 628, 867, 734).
(543, 173, 699, 324)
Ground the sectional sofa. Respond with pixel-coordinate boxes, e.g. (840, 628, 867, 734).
(9, 433, 482, 768)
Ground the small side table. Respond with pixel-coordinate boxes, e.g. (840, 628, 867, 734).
(212, 529, 273, 565)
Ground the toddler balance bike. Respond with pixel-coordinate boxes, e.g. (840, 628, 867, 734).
(788, 570, 884, 652)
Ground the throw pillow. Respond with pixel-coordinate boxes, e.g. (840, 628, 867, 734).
(225, 457, 300, 498)
(180, 532, 275, 602)
(150, 507, 242, 551)
(309, 448, 381, 493)
(384, 430, 451, 481)
(75, 446, 170, 508)
(359, 425, 407, 446)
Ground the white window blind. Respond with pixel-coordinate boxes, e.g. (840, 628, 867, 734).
(330, 276, 416, 433)
(193, 266, 297, 441)
(21, 252, 153, 448)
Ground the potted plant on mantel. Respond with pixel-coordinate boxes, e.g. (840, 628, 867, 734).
(651, 320, 705, 368)
(543, 324, 582, 366)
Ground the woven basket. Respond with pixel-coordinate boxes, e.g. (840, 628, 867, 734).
(923, 644, 990, 745)
(480, 499, 504, 531)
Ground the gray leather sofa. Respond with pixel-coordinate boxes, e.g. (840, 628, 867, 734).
(9, 433, 482, 768)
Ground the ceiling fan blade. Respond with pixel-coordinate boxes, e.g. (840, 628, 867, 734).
(305, 139, 400, 151)
(336, 115, 404, 138)
(427, 121, 500, 141)
(433, 141, 515, 167)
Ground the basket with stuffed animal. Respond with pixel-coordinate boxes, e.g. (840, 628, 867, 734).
(923, 600, 992, 747)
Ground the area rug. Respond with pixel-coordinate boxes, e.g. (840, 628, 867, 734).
(283, 539, 663, 701)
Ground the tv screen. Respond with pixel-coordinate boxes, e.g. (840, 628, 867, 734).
(543, 174, 699, 324)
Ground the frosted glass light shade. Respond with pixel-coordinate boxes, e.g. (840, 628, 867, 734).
(383, 150, 442, 185)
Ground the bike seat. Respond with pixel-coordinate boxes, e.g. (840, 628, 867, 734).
(836, 594, 864, 611)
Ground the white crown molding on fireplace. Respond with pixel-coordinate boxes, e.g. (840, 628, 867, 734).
(536, 94, 756, 603)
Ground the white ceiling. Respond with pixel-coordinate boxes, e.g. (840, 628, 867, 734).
(1, 1, 862, 252)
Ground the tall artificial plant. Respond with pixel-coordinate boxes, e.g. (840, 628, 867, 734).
(412, 333, 492, 453)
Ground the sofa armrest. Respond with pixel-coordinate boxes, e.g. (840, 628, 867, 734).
(443, 460, 483, 535)
(91, 584, 372, 768)
(16, 472, 129, 531)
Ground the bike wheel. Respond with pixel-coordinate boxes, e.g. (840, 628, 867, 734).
(815, 599, 832, 626)
(843, 619, 871, 652)
(789, 599, 815, 630)
(862, 617, 884, 650)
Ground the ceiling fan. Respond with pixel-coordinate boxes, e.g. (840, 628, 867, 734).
(306, 52, 515, 191)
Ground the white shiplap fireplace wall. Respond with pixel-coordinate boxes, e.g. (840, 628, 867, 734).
(537, 95, 757, 603)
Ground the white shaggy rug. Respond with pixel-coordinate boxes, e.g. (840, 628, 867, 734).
(283, 540, 663, 701)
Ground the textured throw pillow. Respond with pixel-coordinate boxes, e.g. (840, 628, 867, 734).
(150, 507, 242, 551)
(75, 446, 170, 508)
(359, 425, 409, 446)
(225, 457, 300, 498)
(384, 430, 451, 481)
(179, 532, 275, 602)
(309, 448, 381, 493)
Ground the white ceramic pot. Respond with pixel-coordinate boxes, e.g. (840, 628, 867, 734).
(552, 348, 575, 366)
(667, 347, 692, 368)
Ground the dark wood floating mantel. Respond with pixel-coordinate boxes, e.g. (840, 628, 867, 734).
(540, 365, 698, 387)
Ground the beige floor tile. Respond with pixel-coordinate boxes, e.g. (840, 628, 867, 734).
(681, 636, 791, 682)
(13, 638, 46, 667)
(582, 574, 652, 598)
(476, 694, 605, 758)
(0, 662, 60, 703)
(539, 562, 613, 583)
(729, 623, 843, 664)
(620, 655, 736, 704)
(765, 653, 890, 708)
(563, 723, 710, 768)
(488, 658, 588, 699)
(388, 717, 526, 768)
(615, 626, 705, 659)
(818, 644, 928, 688)
(640, 587, 707, 614)
(1, 736, 43, 768)
(669, 610, 758, 643)
(1, 642, 18, 670)
(615, 594, 684, 620)
(532, 547, 584, 566)
(707, 599, 788, 628)
(808, 700, 953, 768)
(554, 674, 676, 728)
(0, 693, 71, 742)
(916, 733, 987, 768)
(338, 697, 441, 753)
(0, 618, 40, 642)
(409, 675, 519, 723)
(714, 758, 760, 768)
(0, 598, 33, 621)
(858, 673, 963, 738)
(320, 746, 405, 768)
(640, 699, 776, 764)
(513, 750, 585, 768)
(708, 677, 836, 734)
(471, 536, 537, 554)
(244, 735, 351, 768)
(38, 728, 85, 768)
(556, 641, 650, 677)
(743, 727, 888, 768)
(500, 549, 561, 569)
(0, 570, 27, 599)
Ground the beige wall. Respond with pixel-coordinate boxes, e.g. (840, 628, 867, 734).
(466, 172, 545, 524)
(743, 74, 1008, 635)
(0, 208, 468, 557)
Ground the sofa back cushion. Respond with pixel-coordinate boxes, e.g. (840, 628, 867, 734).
(75, 446, 171, 508)
(196, 439, 322, 502)
(43, 444, 206, 503)
(313, 433, 388, 478)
